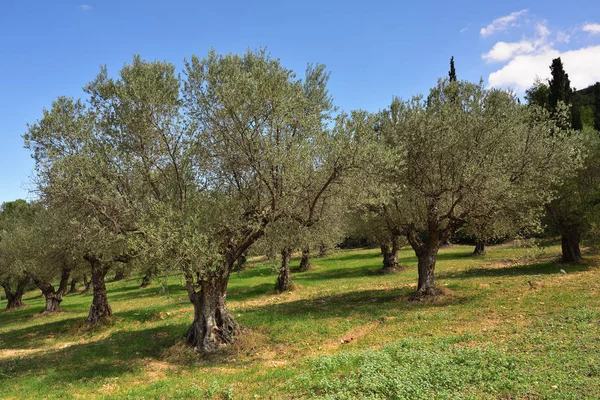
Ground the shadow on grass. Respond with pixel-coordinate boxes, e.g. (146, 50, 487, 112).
(0, 324, 185, 387)
(242, 287, 475, 323)
(0, 316, 86, 350)
(437, 259, 589, 280)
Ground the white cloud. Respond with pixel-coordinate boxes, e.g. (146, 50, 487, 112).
(535, 22, 550, 38)
(488, 46, 600, 92)
(557, 31, 571, 43)
(482, 21, 551, 63)
(79, 4, 92, 11)
(582, 23, 600, 34)
(480, 9, 528, 37)
(460, 23, 471, 33)
(483, 40, 536, 62)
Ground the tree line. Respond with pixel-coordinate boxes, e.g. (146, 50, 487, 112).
(1, 50, 599, 352)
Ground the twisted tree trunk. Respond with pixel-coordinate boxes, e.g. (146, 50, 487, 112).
(140, 272, 152, 288)
(2, 278, 27, 310)
(561, 228, 582, 263)
(380, 234, 401, 273)
(473, 240, 486, 255)
(82, 274, 92, 293)
(185, 270, 239, 351)
(298, 248, 311, 272)
(34, 267, 70, 313)
(68, 278, 78, 294)
(276, 248, 293, 292)
(319, 243, 328, 257)
(407, 228, 443, 300)
(113, 268, 125, 282)
(85, 255, 112, 324)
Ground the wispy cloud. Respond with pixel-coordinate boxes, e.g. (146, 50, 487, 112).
(582, 23, 600, 34)
(482, 21, 550, 63)
(460, 23, 471, 34)
(480, 9, 528, 37)
(78, 4, 92, 11)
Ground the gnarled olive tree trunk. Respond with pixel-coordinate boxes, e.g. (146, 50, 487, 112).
(407, 229, 443, 300)
(84, 255, 112, 324)
(82, 274, 92, 293)
(298, 248, 311, 271)
(2, 278, 28, 310)
(68, 278, 78, 294)
(380, 234, 401, 273)
(185, 270, 239, 351)
(34, 267, 71, 313)
(561, 228, 582, 263)
(276, 248, 293, 292)
(473, 240, 486, 256)
(140, 272, 152, 288)
(319, 243, 328, 257)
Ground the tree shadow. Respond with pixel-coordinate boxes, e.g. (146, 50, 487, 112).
(242, 287, 475, 322)
(0, 316, 85, 350)
(228, 282, 277, 302)
(0, 325, 184, 389)
(436, 259, 589, 280)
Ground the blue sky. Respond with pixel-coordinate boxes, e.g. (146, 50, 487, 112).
(1, 0, 599, 203)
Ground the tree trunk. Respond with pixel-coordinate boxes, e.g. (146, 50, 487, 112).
(2, 279, 26, 310)
(319, 243, 328, 257)
(68, 279, 78, 294)
(473, 240, 486, 256)
(185, 272, 239, 351)
(561, 229, 582, 263)
(381, 235, 401, 273)
(140, 272, 152, 288)
(113, 269, 125, 281)
(407, 228, 442, 300)
(298, 248, 311, 272)
(234, 251, 248, 272)
(414, 246, 439, 298)
(82, 275, 92, 293)
(35, 267, 70, 313)
(85, 256, 112, 324)
(276, 248, 293, 292)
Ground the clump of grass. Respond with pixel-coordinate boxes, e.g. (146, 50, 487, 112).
(294, 338, 526, 399)
(161, 328, 269, 365)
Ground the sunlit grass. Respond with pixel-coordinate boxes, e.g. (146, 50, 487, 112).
(1, 242, 599, 399)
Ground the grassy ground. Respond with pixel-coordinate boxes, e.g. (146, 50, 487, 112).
(1, 242, 599, 399)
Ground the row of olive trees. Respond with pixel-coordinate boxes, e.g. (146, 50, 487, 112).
(1, 49, 588, 352)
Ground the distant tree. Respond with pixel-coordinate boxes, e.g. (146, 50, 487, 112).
(594, 82, 600, 132)
(545, 127, 600, 262)
(548, 58, 572, 114)
(26, 207, 85, 313)
(368, 79, 575, 299)
(448, 57, 457, 82)
(525, 78, 550, 109)
(0, 200, 34, 310)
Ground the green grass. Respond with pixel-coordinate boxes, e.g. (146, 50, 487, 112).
(1, 242, 599, 399)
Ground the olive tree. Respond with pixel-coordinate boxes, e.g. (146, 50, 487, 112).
(545, 127, 600, 262)
(26, 207, 86, 312)
(177, 50, 363, 350)
(370, 79, 575, 299)
(25, 96, 139, 324)
(0, 200, 36, 309)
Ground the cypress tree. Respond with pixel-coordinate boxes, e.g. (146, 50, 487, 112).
(448, 56, 457, 82)
(594, 82, 600, 132)
(572, 101, 583, 130)
(548, 57, 572, 112)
